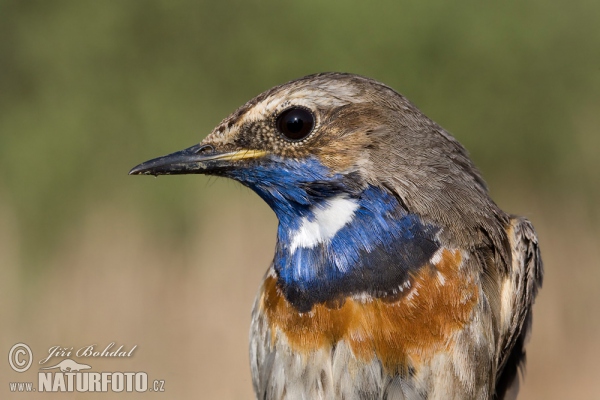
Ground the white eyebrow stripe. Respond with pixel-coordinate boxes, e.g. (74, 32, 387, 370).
(242, 86, 358, 123)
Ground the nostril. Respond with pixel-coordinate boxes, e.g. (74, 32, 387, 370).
(194, 144, 215, 155)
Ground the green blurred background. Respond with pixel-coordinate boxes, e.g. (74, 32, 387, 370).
(1, 1, 598, 398)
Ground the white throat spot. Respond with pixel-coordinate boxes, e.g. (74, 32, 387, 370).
(289, 196, 359, 254)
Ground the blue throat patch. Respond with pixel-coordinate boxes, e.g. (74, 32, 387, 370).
(226, 155, 440, 312)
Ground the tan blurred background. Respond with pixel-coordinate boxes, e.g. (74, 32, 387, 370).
(1, 1, 599, 399)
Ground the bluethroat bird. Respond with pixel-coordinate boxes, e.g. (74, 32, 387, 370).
(130, 73, 543, 399)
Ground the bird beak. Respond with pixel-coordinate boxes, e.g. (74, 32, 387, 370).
(129, 143, 267, 176)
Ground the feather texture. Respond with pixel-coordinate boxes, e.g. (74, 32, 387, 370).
(131, 72, 543, 399)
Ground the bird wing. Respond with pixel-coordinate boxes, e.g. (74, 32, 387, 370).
(495, 217, 543, 398)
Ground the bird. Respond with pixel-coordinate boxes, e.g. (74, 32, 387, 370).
(130, 73, 543, 400)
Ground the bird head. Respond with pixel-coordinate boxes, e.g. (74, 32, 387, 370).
(130, 73, 508, 310)
(129, 74, 391, 219)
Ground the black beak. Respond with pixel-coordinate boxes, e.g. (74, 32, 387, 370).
(129, 144, 267, 176)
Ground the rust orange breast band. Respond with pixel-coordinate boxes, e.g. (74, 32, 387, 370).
(259, 248, 478, 374)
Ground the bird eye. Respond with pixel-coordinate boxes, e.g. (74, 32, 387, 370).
(275, 107, 315, 141)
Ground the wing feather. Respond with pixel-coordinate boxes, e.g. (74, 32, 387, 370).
(495, 217, 543, 399)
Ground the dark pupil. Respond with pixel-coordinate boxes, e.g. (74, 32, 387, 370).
(277, 108, 314, 140)
(286, 116, 304, 134)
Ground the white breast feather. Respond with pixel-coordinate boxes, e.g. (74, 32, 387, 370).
(289, 196, 359, 254)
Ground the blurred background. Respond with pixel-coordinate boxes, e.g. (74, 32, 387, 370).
(1, 1, 598, 398)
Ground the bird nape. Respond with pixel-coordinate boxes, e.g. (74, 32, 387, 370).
(130, 72, 543, 400)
